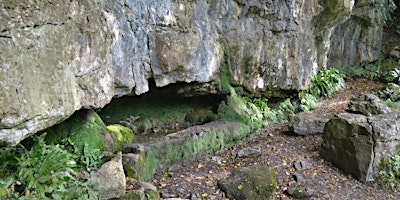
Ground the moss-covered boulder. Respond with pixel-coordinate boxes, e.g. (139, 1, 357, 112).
(45, 109, 107, 159)
(218, 166, 277, 200)
(106, 124, 135, 151)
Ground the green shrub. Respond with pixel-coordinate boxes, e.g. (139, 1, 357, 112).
(217, 64, 298, 129)
(337, 59, 397, 82)
(0, 134, 99, 199)
(378, 83, 400, 102)
(308, 68, 345, 97)
(274, 99, 296, 121)
(377, 151, 400, 191)
(218, 90, 264, 130)
(298, 92, 317, 112)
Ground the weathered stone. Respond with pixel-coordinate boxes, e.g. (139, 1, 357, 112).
(119, 190, 146, 200)
(0, 0, 385, 146)
(287, 187, 318, 199)
(293, 173, 306, 184)
(138, 182, 160, 200)
(0, 0, 113, 146)
(237, 147, 262, 158)
(293, 160, 311, 170)
(348, 93, 392, 116)
(289, 112, 334, 136)
(123, 120, 251, 181)
(368, 112, 400, 173)
(94, 152, 126, 200)
(321, 112, 400, 182)
(218, 166, 276, 200)
(389, 46, 400, 59)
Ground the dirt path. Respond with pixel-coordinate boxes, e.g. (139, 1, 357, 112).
(148, 77, 400, 200)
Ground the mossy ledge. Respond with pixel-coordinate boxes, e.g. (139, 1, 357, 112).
(123, 120, 251, 181)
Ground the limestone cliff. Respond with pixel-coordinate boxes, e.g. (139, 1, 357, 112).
(0, 0, 384, 146)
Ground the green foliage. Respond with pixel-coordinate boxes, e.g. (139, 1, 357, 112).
(80, 143, 103, 168)
(274, 99, 296, 121)
(0, 134, 99, 199)
(46, 110, 106, 168)
(372, 0, 397, 26)
(218, 90, 264, 130)
(308, 68, 345, 98)
(298, 92, 317, 112)
(390, 68, 400, 84)
(377, 151, 400, 191)
(385, 99, 400, 109)
(337, 59, 398, 82)
(217, 64, 297, 129)
(378, 83, 400, 102)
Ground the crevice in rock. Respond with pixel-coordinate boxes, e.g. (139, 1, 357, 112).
(368, 116, 377, 182)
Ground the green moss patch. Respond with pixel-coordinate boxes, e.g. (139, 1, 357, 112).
(45, 109, 106, 167)
(106, 124, 135, 151)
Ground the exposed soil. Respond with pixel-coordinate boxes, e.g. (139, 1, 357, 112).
(144, 77, 399, 200)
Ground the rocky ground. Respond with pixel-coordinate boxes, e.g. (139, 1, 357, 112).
(141, 77, 400, 200)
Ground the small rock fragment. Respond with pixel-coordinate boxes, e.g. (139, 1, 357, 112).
(237, 147, 262, 158)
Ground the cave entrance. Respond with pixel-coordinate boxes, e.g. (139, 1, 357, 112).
(98, 80, 225, 142)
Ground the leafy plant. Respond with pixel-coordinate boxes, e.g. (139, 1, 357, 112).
(377, 151, 400, 191)
(274, 99, 296, 121)
(385, 98, 400, 109)
(378, 83, 400, 102)
(80, 143, 103, 168)
(0, 134, 99, 199)
(390, 68, 400, 84)
(298, 92, 317, 112)
(308, 68, 345, 97)
(217, 64, 297, 129)
(337, 59, 398, 82)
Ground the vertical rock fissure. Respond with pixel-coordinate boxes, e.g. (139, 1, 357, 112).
(368, 117, 377, 182)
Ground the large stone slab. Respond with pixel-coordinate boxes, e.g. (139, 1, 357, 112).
(289, 112, 334, 136)
(321, 112, 400, 182)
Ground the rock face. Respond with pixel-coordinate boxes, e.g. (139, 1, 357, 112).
(321, 111, 400, 182)
(0, 0, 114, 146)
(0, 0, 385, 145)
